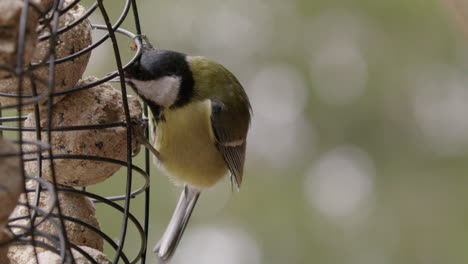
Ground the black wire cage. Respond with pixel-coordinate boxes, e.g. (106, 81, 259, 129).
(0, 0, 151, 263)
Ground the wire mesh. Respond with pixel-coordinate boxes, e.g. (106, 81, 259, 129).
(0, 0, 150, 263)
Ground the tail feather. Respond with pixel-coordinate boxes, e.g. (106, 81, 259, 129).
(154, 185, 201, 262)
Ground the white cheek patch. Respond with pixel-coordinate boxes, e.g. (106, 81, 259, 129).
(130, 76, 181, 107)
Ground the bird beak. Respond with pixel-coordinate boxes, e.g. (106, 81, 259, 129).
(106, 71, 130, 83)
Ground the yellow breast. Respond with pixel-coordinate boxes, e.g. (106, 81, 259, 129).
(151, 100, 228, 188)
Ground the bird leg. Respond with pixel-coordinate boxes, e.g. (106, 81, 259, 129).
(154, 185, 201, 262)
(137, 34, 154, 50)
(129, 117, 162, 161)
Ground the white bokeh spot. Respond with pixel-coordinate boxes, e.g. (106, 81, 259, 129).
(250, 64, 307, 124)
(412, 64, 468, 156)
(308, 11, 369, 105)
(248, 65, 314, 167)
(172, 225, 262, 264)
(305, 146, 375, 222)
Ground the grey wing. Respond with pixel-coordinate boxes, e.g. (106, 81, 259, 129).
(210, 100, 248, 189)
(215, 140, 247, 189)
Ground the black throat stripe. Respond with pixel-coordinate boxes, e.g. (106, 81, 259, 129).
(147, 100, 165, 122)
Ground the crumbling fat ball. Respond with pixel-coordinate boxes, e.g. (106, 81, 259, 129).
(23, 76, 142, 186)
(0, 0, 39, 79)
(32, 0, 54, 12)
(0, 139, 22, 228)
(10, 245, 111, 264)
(8, 245, 39, 264)
(0, 229, 12, 264)
(0, 0, 92, 109)
(8, 180, 103, 254)
(29, 246, 112, 264)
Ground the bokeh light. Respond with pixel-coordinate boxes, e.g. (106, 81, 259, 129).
(248, 64, 314, 167)
(308, 11, 369, 105)
(305, 145, 375, 224)
(412, 64, 468, 156)
(172, 225, 262, 264)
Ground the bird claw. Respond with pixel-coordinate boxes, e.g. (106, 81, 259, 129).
(133, 34, 154, 51)
(130, 117, 148, 137)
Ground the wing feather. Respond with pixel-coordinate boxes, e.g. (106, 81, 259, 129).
(210, 100, 249, 188)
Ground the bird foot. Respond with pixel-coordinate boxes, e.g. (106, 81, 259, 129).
(129, 117, 162, 160)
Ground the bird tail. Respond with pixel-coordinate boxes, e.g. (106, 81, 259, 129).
(154, 184, 201, 263)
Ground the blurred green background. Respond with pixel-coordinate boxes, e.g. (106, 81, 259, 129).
(38, 0, 468, 263)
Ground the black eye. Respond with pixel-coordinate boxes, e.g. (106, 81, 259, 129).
(125, 61, 139, 76)
(125, 60, 154, 81)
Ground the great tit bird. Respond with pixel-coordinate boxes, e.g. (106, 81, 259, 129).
(121, 39, 251, 262)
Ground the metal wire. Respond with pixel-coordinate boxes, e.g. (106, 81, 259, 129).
(0, 0, 150, 263)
